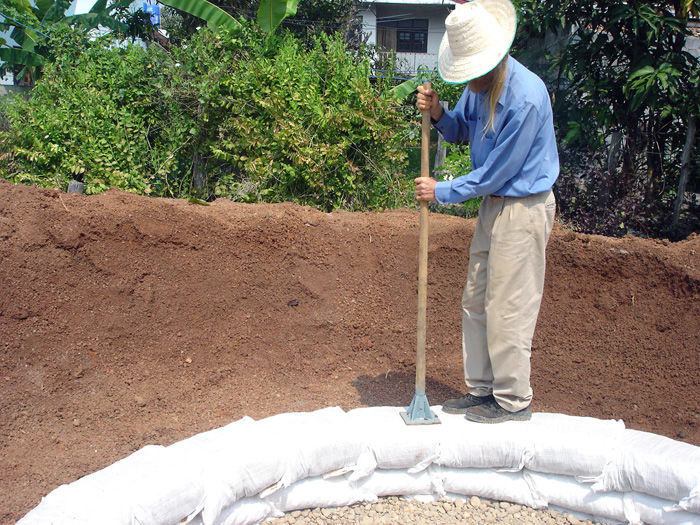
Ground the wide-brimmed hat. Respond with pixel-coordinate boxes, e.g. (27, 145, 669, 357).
(438, 0, 517, 84)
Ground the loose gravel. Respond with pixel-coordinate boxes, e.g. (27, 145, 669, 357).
(266, 496, 600, 524)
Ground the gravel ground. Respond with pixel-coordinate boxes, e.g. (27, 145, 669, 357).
(266, 496, 600, 524)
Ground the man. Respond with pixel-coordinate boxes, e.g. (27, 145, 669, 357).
(415, 0, 559, 423)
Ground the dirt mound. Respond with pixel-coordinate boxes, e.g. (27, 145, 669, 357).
(1, 179, 698, 523)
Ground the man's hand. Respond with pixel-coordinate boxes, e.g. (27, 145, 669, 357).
(417, 85, 444, 122)
(415, 177, 437, 202)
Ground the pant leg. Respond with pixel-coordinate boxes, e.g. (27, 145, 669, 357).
(462, 197, 500, 396)
(485, 190, 556, 411)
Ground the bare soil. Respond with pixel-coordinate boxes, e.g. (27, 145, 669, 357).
(1, 180, 698, 524)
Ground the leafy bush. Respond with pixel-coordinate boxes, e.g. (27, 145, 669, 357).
(0, 24, 412, 211)
(514, 0, 699, 237)
(207, 32, 410, 209)
(0, 28, 175, 194)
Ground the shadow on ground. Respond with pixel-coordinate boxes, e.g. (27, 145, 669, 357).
(352, 371, 463, 407)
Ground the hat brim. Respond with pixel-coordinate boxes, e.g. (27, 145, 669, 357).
(437, 0, 517, 84)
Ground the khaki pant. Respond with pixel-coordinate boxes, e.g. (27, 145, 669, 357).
(462, 190, 556, 412)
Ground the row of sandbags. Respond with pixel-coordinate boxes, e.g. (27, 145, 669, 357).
(19, 406, 700, 524)
(187, 468, 699, 525)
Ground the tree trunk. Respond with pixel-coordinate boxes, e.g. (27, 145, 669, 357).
(671, 117, 696, 229)
(192, 152, 207, 194)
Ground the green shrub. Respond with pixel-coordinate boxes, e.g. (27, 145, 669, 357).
(0, 25, 412, 211)
(208, 33, 410, 210)
(0, 29, 183, 195)
(432, 143, 481, 218)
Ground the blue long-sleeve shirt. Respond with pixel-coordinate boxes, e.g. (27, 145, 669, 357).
(433, 57, 560, 204)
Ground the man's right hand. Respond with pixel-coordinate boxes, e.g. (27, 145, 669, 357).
(417, 85, 444, 122)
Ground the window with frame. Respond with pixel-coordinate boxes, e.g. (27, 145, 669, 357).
(379, 18, 429, 53)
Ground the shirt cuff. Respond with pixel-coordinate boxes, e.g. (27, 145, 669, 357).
(431, 111, 449, 136)
(434, 180, 452, 204)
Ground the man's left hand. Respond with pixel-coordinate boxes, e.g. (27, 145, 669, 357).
(415, 177, 437, 202)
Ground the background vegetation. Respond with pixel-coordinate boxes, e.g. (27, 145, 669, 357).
(0, 22, 411, 210)
(0, 0, 698, 237)
(514, 0, 699, 237)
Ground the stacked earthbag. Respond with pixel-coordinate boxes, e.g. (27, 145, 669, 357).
(18, 407, 700, 525)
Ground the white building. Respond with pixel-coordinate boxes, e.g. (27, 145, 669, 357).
(359, 0, 454, 76)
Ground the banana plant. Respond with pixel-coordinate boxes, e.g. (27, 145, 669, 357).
(0, 0, 130, 82)
(256, 0, 299, 33)
(158, 0, 241, 30)
(158, 0, 299, 34)
(389, 77, 420, 100)
(388, 66, 434, 100)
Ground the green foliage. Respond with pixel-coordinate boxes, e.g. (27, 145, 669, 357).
(0, 0, 152, 82)
(0, 25, 411, 211)
(208, 32, 410, 209)
(433, 144, 480, 218)
(211, 0, 358, 41)
(388, 77, 420, 101)
(514, 0, 700, 236)
(159, 0, 241, 31)
(382, 66, 465, 109)
(0, 47, 45, 67)
(256, 0, 299, 33)
(437, 144, 471, 180)
(0, 31, 176, 194)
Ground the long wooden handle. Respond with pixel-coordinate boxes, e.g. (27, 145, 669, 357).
(416, 81, 431, 395)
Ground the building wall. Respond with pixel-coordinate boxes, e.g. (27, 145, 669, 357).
(686, 21, 700, 57)
(360, 8, 377, 46)
(0, 21, 18, 86)
(1, 73, 16, 87)
(361, 3, 452, 75)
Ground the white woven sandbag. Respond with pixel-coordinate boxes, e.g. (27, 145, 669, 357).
(346, 406, 442, 473)
(188, 497, 278, 525)
(263, 476, 376, 512)
(168, 417, 255, 456)
(17, 446, 169, 525)
(584, 429, 700, 507)
(437, 467, 546, 508)
(435, 410, 532, 471)
(354, 468, 439, 498)
(132, 417, 257, 524)
(254, 407, 364, 491)
(622, 491, 700, 525)
(199, 408, 358, 524)
(679, 485, 700, 514)
(527, 472, 627, 522)
(525, 413, 625, 478)
(528, 471, 700, 524)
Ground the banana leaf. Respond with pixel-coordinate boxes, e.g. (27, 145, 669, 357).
(159, 0, 240, 30)
(34, 0, 54, 18)
(0, 47, 45, 67)
(67, 12, 128, 32)
(89, 0, 109, 13)
(256, 0, 299, 33)
(389, 76, 420, 100)
(42, 0, 71, 23)
(89, 0, 133, 14)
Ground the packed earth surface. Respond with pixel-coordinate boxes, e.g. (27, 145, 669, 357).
(1, 180, 698, 524)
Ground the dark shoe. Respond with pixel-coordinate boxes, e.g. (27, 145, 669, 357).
(464, 399, 532, 423)
(442, 393, 494, 414)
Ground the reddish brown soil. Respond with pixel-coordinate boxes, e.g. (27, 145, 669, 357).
(0, 180, 698, 523)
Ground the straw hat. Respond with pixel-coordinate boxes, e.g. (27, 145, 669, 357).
(438, 0, 517, 84)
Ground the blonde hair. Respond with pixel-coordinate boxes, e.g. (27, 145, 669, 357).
(482, 55, 509, 134)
